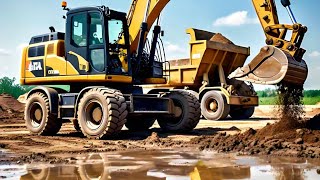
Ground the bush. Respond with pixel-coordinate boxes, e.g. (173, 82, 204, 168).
(0, 77, 32, 99)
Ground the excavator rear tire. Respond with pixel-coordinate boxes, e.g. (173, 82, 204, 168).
(201, 91, 230, 121)
(229, 106, 255, 120)
(77, 88, 127, 139)
(157, 90, 200, 132)
(125, 117, 156, 131)
(25, 92, 62, 135)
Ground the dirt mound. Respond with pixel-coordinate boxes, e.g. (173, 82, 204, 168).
(210, 33, 234, 44)
(142, 132, 184, 148)
(0, 93, 24, 119)
(192, 119, 320, 158)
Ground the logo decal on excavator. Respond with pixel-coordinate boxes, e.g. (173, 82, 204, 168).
(27, 61, 43, 71)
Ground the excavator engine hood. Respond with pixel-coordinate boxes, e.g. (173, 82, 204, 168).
(228, 46, 308, 86)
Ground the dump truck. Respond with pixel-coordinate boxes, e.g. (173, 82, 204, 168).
(145, 28, 258, 120)
(146, 0, 308, 120)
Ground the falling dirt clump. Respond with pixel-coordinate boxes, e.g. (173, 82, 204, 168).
(273, 84, 305, 133)
(0, 93, 24, 120)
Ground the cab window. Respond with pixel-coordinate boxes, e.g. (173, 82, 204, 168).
(71, 14, 87, 47)
(108, 19, 127, 73)
(89, 13, 104, 45)
(89, 12, 105, 72)
(108, 20, 123, 44)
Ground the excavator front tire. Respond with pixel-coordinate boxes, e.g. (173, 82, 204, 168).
(157, 90, 200, 132)
(25, 92, 62, 135)
(77, 88, 127, 139)
(201, 91, 230, 121)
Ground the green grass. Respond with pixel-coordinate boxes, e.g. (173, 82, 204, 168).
(259, 97, 320, 105)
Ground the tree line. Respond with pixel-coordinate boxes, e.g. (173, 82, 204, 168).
(1, 76, 320, 99)
(0, 77, 32, 99)
(257, 88, 320, 98)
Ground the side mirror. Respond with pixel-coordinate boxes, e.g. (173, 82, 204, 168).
(161, 30, 164, 37)
(281, 0, 291, 7)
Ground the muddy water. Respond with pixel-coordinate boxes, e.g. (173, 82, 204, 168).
(1, 150, 320, 179)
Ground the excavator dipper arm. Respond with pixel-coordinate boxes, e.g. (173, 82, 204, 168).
(125, 0, 308, 86)
(229, 0, 308, 86)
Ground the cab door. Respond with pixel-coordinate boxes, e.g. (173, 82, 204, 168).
(87, 12, 106, 74)
(65, 12, 89, 76)
(65, 11, 107, 76)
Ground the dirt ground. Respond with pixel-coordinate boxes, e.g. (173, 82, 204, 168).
(1, 94, 320, 164)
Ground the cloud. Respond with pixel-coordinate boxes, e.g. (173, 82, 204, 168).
(16, 43, 29, 54)
(213, 11, 259, 27)
(0, 48, 11, 56)
(309, 51, 320, 57)
(164, 41, 188, 60)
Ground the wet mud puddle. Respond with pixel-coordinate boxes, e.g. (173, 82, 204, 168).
(1, 150, 320, 179)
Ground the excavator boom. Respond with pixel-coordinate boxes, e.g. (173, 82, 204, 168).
(229, 0, 308, 86)
(125, 0, 308, 86)
(126, 0, 169, 53)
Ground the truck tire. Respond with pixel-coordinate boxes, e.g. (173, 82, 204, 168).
(201, 91, 230, 120)
(25, 92, 62, 135)
(77, 88, 128, 139)
(230, 106, 255, 119)
(72, 119, 81, 132)
(125, 117, 156, 131)
(157, 90, 200, 132)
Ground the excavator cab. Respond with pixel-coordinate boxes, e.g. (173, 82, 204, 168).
(229, 0, 308, 86)
(65, 7, 130, 76)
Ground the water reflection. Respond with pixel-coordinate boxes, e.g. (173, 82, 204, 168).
(10, 151, 320, 179)
(190, 164, 250, 180)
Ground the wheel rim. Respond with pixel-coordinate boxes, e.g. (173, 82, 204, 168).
(169, 99, 184, 125)
(29, 102, 43, 128)
(205, 97, 219, 114)
(84, 100, 104, 130)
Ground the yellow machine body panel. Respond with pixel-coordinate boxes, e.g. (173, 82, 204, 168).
(20, 40, 133, 85)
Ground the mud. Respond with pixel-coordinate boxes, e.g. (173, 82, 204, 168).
(2, 150, 320, 179)
(1, 93, 320, 165)
(192, 117, 320, 158)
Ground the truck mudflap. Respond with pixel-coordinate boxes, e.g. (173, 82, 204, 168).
(228, 46, 308, 86)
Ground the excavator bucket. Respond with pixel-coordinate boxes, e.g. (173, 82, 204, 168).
(228, 46, 308, 86)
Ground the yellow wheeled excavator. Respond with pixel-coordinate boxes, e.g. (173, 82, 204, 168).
(20, 0, 308, 138)
(21, 0, 199, 139)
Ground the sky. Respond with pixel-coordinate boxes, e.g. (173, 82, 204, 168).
(0, 0, 319, 90)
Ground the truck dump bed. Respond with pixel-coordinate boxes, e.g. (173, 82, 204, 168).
(164, 28, 250, 89)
